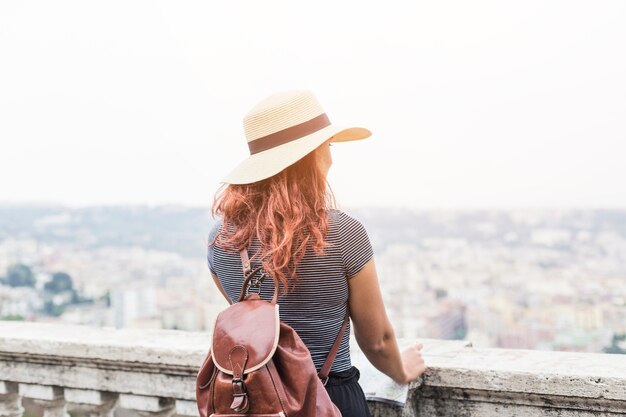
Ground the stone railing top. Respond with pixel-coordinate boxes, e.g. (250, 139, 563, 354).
(422, 341, 626, 401)
(0, 321, 210, 368)
(425, 342, 626, 378)
(2, 321, 626, 402)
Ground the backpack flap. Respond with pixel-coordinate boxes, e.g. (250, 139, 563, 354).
(211, 296, 280, 376)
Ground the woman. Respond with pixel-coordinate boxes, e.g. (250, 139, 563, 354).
(207, 90, 426, 416)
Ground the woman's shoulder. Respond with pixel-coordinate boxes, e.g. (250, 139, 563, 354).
(327, 208, 369, 233)
(327, 209, 374, 278)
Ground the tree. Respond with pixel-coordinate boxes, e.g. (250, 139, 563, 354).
(44, 272, 74, 293)
(99, 290, 111, 307)
(70, 289, 80, 304)
(603, 333, 626, 354)
(6, 264, 35, 287)
(0, 314, 24, 321)
(43, 300, 65, 317)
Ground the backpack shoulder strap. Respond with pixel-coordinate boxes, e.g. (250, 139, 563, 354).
(318, 309, 350, 384)
(240, 246, 252, 275)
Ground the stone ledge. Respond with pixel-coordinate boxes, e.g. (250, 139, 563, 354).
(2, 321, 626, 416)
(0, 321, 209, 368)
(422, 345, 626, 401)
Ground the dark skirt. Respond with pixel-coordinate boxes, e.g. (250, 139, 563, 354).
(325, 366, 372, 417)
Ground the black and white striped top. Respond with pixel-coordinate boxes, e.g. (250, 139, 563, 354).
(207, 208, 374, 373)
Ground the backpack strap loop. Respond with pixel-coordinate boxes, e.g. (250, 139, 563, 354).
(238, 248, 279, 304)
(229, 345, 250, 413)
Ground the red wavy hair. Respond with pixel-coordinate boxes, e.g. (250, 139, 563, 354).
(210, 143, 337, 293)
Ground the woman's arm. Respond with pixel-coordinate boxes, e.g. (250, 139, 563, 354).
(349, 256, 426, 384)
(211, 271, 232, 304)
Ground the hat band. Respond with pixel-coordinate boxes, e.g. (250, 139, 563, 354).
(248, 113, 331, 155)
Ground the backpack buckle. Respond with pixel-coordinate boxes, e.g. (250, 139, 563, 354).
(245, 271, 268, 295)
(230, 378, 249, 413)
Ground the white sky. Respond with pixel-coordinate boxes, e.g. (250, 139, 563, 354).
(1, 1, 625, 209)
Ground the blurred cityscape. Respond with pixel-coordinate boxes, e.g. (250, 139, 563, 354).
(1, 204, 625, 354)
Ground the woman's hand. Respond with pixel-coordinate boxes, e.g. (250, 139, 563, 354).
(400, 343, 426, 383)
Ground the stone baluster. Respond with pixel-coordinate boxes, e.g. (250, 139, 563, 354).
(18, 384, 68, 417)
(64, 389, 118, 417)
(0, 382, 23, 417)
(119, 394, 176, 417)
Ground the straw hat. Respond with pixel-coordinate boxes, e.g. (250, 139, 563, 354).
(221, 90, 371, 184)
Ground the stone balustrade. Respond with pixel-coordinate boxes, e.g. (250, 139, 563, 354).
(1, 321, 625, 417)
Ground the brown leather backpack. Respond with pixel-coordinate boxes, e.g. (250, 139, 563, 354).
(196, 248, 349, 417)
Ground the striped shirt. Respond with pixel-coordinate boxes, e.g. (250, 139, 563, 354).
(207, 208, 374, 373)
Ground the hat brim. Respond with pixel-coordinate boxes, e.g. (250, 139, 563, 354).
(221, 124, 371, 185)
